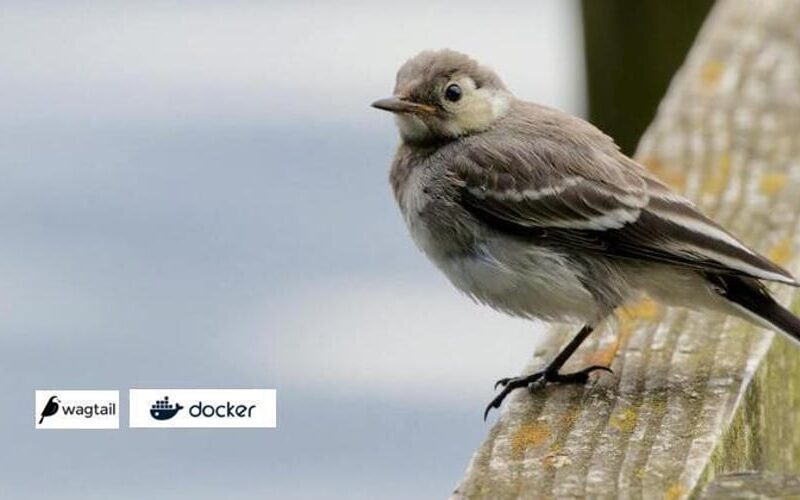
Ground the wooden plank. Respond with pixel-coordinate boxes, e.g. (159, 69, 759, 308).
(453, 0, 800, 497)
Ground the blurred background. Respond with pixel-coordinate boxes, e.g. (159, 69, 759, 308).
(0, 1, 711, 498)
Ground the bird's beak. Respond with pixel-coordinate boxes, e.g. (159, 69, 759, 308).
(371, 97, 436, 115)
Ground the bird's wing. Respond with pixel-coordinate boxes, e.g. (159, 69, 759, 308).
(452, 128, 798, 286)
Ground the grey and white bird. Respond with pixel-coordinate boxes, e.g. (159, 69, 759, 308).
(372, 49, 800, 419)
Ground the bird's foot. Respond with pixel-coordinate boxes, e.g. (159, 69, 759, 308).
(484, 365, 612, 420)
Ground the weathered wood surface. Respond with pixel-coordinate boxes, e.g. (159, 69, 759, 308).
(453, 0, 800, 498)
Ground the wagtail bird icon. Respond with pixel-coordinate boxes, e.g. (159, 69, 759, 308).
(39, 395, 60, 424)
(372, 50, 800, 420)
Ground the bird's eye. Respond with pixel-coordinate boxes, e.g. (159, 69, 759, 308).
(445, 83, 462, 102)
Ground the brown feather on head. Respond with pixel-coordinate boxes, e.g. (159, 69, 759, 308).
(372, 49, 513, 143)
(393, 49, 506, 100)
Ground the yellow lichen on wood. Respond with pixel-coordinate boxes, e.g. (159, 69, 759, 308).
(767, 236, 794, 266)
(641, 156, 687, 191)
(557, 408, 579, 431)
(610, 407, 638, 434)
(621, 296, 662, 323)
(511, 423, 551, 458)
(664, 484, 686, 500)
(583, 331, 626, 368)
(701, 153, 732, 196)
(645, 392, 669, 417)
(584, 336, 623, 368)
(584, 298, 661, 367)
(760, 171, 788, 195)
(700, 59, 725, 88)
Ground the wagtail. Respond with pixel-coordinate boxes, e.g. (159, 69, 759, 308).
(372, 49, 800, 419)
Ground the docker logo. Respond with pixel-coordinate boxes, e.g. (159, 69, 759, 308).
(149, 396, 183, 421)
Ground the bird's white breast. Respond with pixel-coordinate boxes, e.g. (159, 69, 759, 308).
(398, 167, 599, 324)
(436, 240, 600, 323)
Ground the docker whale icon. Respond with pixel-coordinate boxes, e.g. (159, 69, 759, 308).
(150, 396, 183, 421)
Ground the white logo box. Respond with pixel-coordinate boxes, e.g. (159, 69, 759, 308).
(129, 389, 276, 428)
(35, 390, 120, 429)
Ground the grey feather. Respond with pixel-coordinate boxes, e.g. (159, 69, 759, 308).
(449, 101, 796, 285)
(380, 49, 798, 330)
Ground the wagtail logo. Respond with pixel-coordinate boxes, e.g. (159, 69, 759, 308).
(35, 390, 119, 429)
(149, 396, 183, 421)
(38, 395, 116, 422)
(38, 395, 60, 424)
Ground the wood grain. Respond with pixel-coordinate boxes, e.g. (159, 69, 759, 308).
(453, 1, 800, 498)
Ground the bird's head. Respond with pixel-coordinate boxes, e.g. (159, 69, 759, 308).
(372, 49, 511, 144)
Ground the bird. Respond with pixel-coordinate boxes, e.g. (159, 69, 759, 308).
(39, 395, 60, 424)
(371, 49, 800, 420)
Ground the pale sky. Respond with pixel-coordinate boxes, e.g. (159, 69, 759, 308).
(0, 0, 585, 125)
(0, 1, 586, 498)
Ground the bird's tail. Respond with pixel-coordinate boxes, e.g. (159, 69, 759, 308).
(710, 274, 800, 346)
(38, 415, 44, 424)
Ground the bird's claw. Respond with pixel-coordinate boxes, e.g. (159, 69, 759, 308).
(483, 365, 613, 421)
(484, 372, 544, 421)
(494, 377, 513, 390)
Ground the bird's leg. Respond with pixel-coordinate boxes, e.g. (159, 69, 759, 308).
(484, 324, 612, 420)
